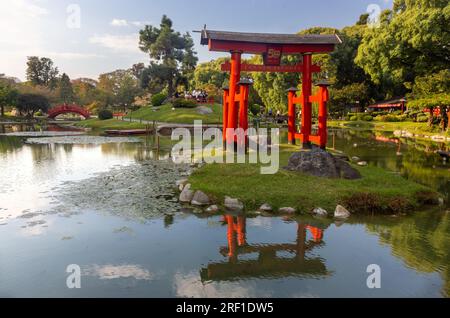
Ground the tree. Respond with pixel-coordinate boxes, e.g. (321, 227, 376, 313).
(26, 56, 59, 88)
(58, 73, 74, 104)
(329, 82, 370, 115)
(191, 57, 229, 90)
(139, 15, 198, 96)
(0, 83, 18, 117)
(16, 93, 50, 117)
(97, 69, 142, 109)
(355, 0, 450, 97)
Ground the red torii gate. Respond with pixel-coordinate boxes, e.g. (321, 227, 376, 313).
(200, 29, 341, 149)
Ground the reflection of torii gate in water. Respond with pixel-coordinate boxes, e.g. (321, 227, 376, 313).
(200, 29, 341, 149)
(200, 215, 328, 282)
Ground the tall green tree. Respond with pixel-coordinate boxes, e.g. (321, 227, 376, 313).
(26, 56, 59, 89)
(58, 73, 74, 104)
(355, 0, 450, 97)
(139, 15, 198, 96)
(0, 83, 18, 117)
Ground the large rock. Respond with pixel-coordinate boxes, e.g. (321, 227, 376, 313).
(285, 148, 362, 179)
(191, 191, 211, 206)
(179, 184, 194, 203)
(224, 197, 244, 212)
(334, 205, 351, 218)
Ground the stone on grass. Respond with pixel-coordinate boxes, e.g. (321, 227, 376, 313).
(197, 106, 214, 115)
(357, 161, 368, 167)
(312, 207, 328, 217)
(191, 191, 211, 206)
(206, 205, 219, 213)
(285, 148, 361, 180)
(179, 184, 194, 203)
(224, 197, 244, 212)
(351, 156, 360, 162)
(259, 203, 273, 212)
(334, 205, 351, 218)
(279, 207, 297, 214)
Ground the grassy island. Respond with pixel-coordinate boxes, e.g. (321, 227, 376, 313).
(188, 145, 441, 215)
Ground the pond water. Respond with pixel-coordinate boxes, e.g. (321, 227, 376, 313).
(0, 124, 449, 298)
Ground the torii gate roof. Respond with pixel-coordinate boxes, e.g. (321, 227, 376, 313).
(201, 29, 342, 54)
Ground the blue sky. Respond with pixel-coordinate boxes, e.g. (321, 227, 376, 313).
(0, 0, 392, 81)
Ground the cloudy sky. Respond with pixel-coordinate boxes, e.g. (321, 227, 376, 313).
(0, 0, 392, 81)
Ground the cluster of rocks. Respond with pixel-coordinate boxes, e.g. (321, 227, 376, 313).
(177, 179, 352, 219)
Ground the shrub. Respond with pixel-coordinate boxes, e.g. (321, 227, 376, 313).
(363, 115, 373, 121)
(350, 116, 358, 121)
(98, 109, 113, 120)
(151, 93, 168, 107)
(416, 114, 429, 123)
(172, 98, 197, 108)
(250, 104, 261, 116)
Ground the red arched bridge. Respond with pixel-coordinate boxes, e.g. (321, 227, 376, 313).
(47, 104, 91, 119)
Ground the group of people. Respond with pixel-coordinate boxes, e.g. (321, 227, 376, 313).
(174, 90, 209, 103)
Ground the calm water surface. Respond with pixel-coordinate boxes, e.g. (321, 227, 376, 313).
(0, 124, 449, 298)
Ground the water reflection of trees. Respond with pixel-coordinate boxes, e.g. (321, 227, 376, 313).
(200, 215, 330, 282)
(100, 137, 172, 162)
(364, 211, 450, 297)
(330, 129, 450, 197)
(0, 136, 23, 154)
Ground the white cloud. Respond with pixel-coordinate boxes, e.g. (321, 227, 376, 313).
(89, 34, 141, 53)
(110, 19, 128, 27)
(109, 18, 150, 28)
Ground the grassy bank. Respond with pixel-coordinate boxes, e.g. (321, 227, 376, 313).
(329, 120, 450, 139)
(126, 103, 223, 124)
(189, 145, 440, 214)
(74, 118, 147, 130)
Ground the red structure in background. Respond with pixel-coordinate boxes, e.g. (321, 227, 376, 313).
(47, 104, 91, 119)
(201, 29, 341, 149)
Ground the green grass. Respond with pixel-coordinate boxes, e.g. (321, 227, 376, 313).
(126, 103, 223, 124)
(189, 145, 439, 214)
(74, 118, 147, 130)
(329, 120, 450, 138)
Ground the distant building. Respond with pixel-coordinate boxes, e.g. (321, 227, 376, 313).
(368, 98, 407, 112)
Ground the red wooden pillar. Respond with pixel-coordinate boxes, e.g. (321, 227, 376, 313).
(222, 87, 229, 144)
(226, 215, 237, 261)
(302, 53, 313, 149)
(287, 87, 298, 145)
(238, 79, 252, 132)
(227, 51, 242, 145)
(237, 216, 246, 247)
(317, 80, 330, 149)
